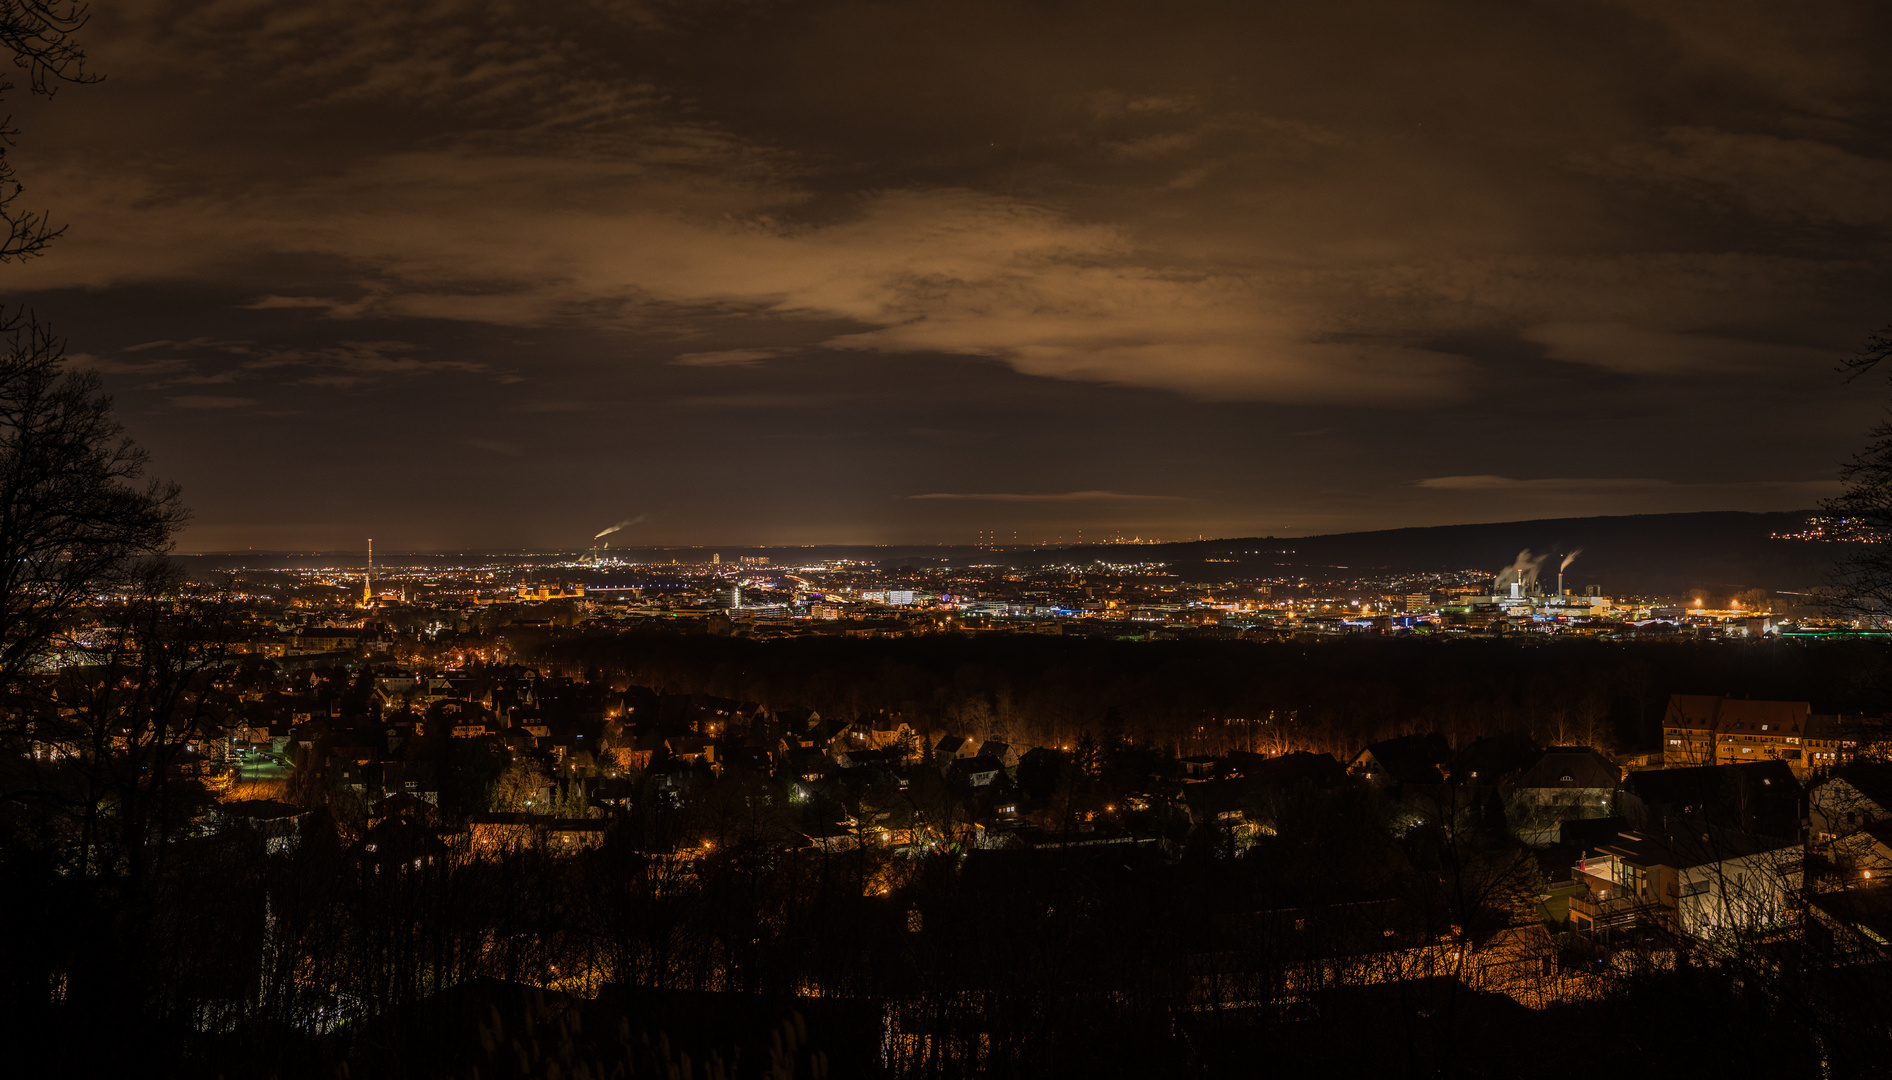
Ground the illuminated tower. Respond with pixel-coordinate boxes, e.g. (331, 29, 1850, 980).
(364, 538, 373, 606)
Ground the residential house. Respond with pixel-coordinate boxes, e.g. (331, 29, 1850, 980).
(837, 747, 893, 770)
(1568, 827, 1802, 939)
(1348, 733, 1452, 792)
(1508, 746, 1620, 826)
(1661, 694, 1817, 776)
(1804, 713, 1861, 771)
(841, 714, 916, 754)
(774, 706, 821, 731)
(607, 732, 666, 772)
(976, 740, 1019, 768)
(1810, 762, 1892, 841)
(607, 685, 659, 725)
(933, 735, 973, 767)
(468, 813, 606, 856)
(213, 799, 310, 854)
(374, 670, 420, 699)
(665, 735, 718, 769)
(416, 676, 457, 704)
(1824, 823, 1892, 885)
(1620, 760, 1801, 839)
(1178, 755, 1223, 781)
(1447, 731, 1541, 785)
(684, 694, 754, 736)
(721, 745, 773, 774)
(782, 745, 834, 783)
(293, 627, 367, 655)
(1181, 777, 1248, 829)
(1806, 887, 1892, 964)
(1228, 750, 1348, 790)
(776, 719, 836, 766)
(1809, 763, 1892, 886)
(947, 755, 1007, 788)
(377, 760, 439, 805)
(1016, 746, 1069, 799)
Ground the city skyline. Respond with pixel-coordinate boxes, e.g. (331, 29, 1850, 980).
(0, 1, 1885, 549)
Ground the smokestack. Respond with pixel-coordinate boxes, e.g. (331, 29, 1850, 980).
(1498, 549, 1548, 597)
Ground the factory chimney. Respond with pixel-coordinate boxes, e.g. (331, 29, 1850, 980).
(364, 538, 373, 605)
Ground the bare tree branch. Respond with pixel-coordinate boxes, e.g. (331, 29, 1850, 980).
(0, 1, 95, 263)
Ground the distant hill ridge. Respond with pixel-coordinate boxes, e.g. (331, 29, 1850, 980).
(1142, 510, 1829, 595)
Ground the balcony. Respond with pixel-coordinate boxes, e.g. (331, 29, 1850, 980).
(1569, 890, 1661, 933)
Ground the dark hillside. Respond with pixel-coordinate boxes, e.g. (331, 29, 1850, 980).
(1097, 510, 1830, 595)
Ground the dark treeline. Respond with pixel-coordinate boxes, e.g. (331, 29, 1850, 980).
(537, 629, 1892, 757)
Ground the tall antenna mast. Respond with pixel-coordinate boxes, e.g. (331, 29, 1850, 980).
(364, 538, 373, 605)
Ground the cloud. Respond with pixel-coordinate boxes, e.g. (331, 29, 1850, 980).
(671, 348, 780, 367)
(908, 427, 987, 445)
(1521, 322, 1832, 375)
(1605, 2, 1879, 114)
(1417, 475, 1673, 491)
(465, 438, 522, 456)
(1405, 474, 1842, 519)
(5, 152, 1472, 403)
(167, 395, 258, 409)
(251, 340, 493, 379)
(1415, 474, 1838, 496)
(87, 337, 504, 391)
(77, 354, 191, 375)
(516, 400, 595, 413)
(671, 393, 852, 409)
(1589, 127, 1892, 226)
(906, 490, 1186, 502)
(2, 0, 1882, 445)
(243, 295, 354, 312)
(117, 0, 667, 123)
(16, 0, 1879, 411)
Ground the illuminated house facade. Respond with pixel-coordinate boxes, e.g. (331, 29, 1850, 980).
(1569, 828, 1802, 939)
(1660, 694, 1837, 777)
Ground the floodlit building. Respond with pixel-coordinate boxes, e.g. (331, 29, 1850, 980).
(1569, 828, 1802, 939)
(516, 581, 586, 601)
(1661, 694, 1824, 776)
(1510, 746, 1621, 822)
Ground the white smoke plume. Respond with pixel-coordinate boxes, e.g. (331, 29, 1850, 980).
(1495, 548, 1549, 588)
(594, 515, 647, 539)
(1559, 548, 1582, 572)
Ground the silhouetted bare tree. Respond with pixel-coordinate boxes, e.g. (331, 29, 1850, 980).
(0, 0, 181, 695)
(1823, 325, 1892, 620)
(0, 0, 95, 262)
(0, 321, 186, 691)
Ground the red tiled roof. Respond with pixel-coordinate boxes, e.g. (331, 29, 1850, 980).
(1665, 694, 1810, 734)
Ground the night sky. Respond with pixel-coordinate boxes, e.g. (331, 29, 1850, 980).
(1, 0, 1886, 551)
